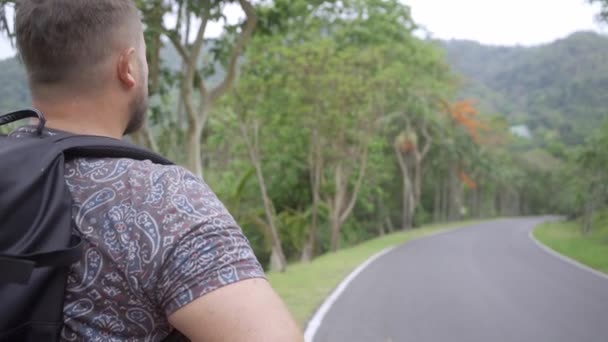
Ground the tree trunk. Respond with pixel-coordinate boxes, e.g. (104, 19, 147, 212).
(376, 198, 387, 236)
(186, 121, 203, 177)
(329, 161, 346, 252)
(330, 209, 341, 252)
(301, 155, 320, 262)
(448, 168, 455, 221)
(401, 178, 410, 229)
(474, 188, 481, 218)
(176, 7, 190, 128)
(406, 188, 415, 229)
(327, 147, 368, 252)
(449, 165, 462, 221)
(255, 161, 286, 272)
(239, 120, 286, 272)
(300, 234, 315, 263)
(501, 191, 510, 216)
(582, 183, 598, 235)
(582, 199, 594, 235)
(378, 221, 386, 236)
(302, 131, 322, 262)
(384, 217, 395, 233)
(513, 191, 520, 216)
(394, 144, 413, 230)
(270, 246, 286, 273)
(441, 175, 449, 221)
(466, 189, 478, 219)
(433, 181, 441, 222)
(168, 0, 257, 176)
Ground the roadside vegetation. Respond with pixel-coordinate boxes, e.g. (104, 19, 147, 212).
(534, 212, 608, 275)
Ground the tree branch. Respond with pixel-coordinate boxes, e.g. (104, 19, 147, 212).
(339, 145, 369, 224)
(163, 27, 191, 62)
(210, 0, 257, 100)
(394, 141, 408, 176)
(189, 1, 210, 71)
(420, 122, 432, 159)
(177, 1, 210, 126)
(175, 0, 183, 35)
(405, 116, 412, 135)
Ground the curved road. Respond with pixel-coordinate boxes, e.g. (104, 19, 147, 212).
(311, 218, 608, 342)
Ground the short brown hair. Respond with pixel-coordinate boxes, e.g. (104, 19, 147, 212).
(16, 0, 140, 88)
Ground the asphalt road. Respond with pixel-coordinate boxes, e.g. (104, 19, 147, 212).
(311, 218, 608, 342)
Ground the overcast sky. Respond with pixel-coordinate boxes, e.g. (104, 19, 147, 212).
(0, 0, 604, 59)
(405, 0, 604, 45)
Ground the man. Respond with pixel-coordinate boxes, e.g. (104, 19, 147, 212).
(12, 0, 302, 341)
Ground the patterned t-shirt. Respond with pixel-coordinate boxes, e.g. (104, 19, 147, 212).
(10, 127, 266, 342)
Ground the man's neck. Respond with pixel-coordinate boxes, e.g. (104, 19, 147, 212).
(43, 117, 122, 138)
(32, 99, 125, 139)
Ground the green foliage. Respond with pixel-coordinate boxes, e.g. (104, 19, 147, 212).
(443, 32, 608, 145)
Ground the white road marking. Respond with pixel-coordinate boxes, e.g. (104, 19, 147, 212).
(528, 229, 608, 282)
(304, 224, 486, 342)
(303, 246, 396, 342)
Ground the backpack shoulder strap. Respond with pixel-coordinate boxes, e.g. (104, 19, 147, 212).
(0, 236, 83, 284)
(50, 134, 174, 165)
(0, 108, 46, 135)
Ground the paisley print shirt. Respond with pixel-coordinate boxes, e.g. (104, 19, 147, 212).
(11, 127, 266, 342)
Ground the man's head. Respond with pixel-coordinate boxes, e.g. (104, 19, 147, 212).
(16, 0, 148, 135)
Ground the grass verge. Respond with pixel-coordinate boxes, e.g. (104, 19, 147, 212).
(533, 214, 608, 276)
(267, 220, 483, 327)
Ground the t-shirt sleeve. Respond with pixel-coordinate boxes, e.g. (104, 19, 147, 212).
(145, 165, 266, 316)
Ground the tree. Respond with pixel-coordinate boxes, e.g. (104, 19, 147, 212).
(0, 0, 257, 176)
(282, 40, 376, 252)
(576, 121, 608, 233)
(158, 0, 257, 176)
(378, 42, 453, 229)
(393, 115, 433, 229)
(227, 46, 289, 271)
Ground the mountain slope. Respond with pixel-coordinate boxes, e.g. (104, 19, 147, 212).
(442, 31, 608, 144)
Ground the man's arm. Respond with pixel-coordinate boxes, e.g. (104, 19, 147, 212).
(168, 278, 303, 342)
(143, 165, 301, 341)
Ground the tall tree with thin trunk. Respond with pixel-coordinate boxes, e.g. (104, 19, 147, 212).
(326, 143, 369, 251)
(394, 117, 433, 229)
(159, 0, 257, 176)
(234, 105, 287, 271)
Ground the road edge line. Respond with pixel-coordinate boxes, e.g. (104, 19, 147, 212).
(303, 246, 395, 342)
(303, 224, 483, 342)
(528, 229, 608, 282)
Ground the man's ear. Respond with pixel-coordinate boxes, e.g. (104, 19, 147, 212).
(117, 47, 137, 89)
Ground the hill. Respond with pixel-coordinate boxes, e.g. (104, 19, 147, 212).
(0, 31, 607, 146)
(441, 31, 608, 145)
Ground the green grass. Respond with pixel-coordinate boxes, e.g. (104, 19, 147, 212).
(534, 214, 608, 275)
(267, 220, 484, 326)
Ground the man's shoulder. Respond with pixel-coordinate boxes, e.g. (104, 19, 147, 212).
(65, 157, 204, 201)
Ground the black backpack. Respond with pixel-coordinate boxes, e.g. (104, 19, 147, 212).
(0, 109, 185, 341)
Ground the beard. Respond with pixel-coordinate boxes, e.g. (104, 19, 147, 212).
(124, 84, 148, 136)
